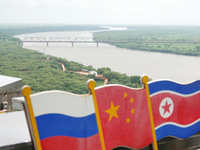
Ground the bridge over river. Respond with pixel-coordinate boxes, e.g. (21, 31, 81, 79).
(21, 37, 200, 47)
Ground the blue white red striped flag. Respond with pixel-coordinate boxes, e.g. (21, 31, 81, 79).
(29, 91, 101, 150)
(149, 80, 200, 141)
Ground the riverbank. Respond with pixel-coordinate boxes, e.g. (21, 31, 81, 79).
(0, 32, 143, 94)
(93, 29, 200, 56)
(6, 24, 200, 57)
(3, 24, 200, 57)
(15, 30, 200, 83)
(0, 24, 108, 36)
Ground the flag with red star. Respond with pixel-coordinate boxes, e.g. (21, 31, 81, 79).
(94, 85, 154, 149)
(149, 79, 200, 141)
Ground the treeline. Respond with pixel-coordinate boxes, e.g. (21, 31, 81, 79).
(0, 32, 143, 94)
(93, 29, 200, 56)
(127, 25, 200, 30)
(97, 67, 142, 88)
(0, 32, 20, 42)
(0, 24, 107, 36)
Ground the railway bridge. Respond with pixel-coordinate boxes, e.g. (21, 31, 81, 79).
(21, 37, 99, 47)
(21, 37, 200, 47)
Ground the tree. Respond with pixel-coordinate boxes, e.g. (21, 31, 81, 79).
(97, 67, 111, 74)
(87, 74, 95, 79)
(130, 76, 141, 84)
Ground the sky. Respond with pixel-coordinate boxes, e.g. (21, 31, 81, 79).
(1, 0, 200, 25)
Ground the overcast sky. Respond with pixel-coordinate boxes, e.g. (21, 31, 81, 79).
(0, 0, 200, 25)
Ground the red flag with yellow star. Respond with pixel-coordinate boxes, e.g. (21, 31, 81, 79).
(94, 84, 154, 149)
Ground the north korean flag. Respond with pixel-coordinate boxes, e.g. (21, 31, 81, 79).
(149, 79, 200, 141)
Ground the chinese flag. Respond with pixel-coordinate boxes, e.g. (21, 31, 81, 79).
(95, 85, 153, 150)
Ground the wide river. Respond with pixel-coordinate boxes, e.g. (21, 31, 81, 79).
(15, 30, 200, 83)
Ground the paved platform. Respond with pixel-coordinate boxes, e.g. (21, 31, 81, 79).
(0, 111, 31, 149)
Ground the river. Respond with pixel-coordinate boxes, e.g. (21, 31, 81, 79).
(15, 31, 200, 83)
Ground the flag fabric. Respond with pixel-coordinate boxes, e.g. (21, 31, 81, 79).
(149, 80, 200, 141)
(94, 84, 154, 149)
(22, 89, 102, 150)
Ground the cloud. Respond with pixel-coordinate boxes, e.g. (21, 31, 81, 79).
(26, 0, 37, 7)
(0, 0, 200, 25)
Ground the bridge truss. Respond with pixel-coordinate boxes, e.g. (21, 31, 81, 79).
(73, 37, 94, 43)
(23, 37, 47, 42)
(21, 37, 200, 47)
(48, 37, 72, 42)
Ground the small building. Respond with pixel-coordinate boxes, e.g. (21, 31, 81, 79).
(0, 75, 22, 111)
(89, 71, 98, 76)
(81, 69, 89, 72)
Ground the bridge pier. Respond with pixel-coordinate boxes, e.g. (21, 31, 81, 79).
(21, 41, 23, 46)
(72, 42, 74, 47)
(97, 42, 98, 47)
(47, 42, 48, 47)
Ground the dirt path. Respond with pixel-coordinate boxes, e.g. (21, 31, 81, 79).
(57, 62, 66, 72)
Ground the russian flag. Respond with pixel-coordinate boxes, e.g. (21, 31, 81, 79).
(30, 91, 101, 150)
(149, 80, 200, 141)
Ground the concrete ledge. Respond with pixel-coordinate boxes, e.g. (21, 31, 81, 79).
(0, 111, 31, 148)
(12, 97, 25, 110)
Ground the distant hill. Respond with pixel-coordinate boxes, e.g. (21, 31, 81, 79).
(0, 24, 108, 36)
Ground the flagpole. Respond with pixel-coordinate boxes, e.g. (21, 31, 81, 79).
(22, 86, 42, 150)
(142, 75, 158, 150)
(87, 80, 106, 150)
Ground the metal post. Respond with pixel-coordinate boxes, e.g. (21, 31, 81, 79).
(149, 143, 153, 150)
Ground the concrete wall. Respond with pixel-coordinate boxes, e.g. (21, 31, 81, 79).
(0, 92, 22, 111)
(0, 78, 23, 111)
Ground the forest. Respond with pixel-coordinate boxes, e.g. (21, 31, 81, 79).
(93, 27, 200, 56)
(0, 24, 107, 36)
(0, 32, 142, 94)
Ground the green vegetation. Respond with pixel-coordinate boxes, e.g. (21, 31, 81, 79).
(0, 32, 21, 42)
(0, 24, 107, 36)
(96, 67, 142, 88)
(93, 27, 200, 56)
(0, 32, 142, 94)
